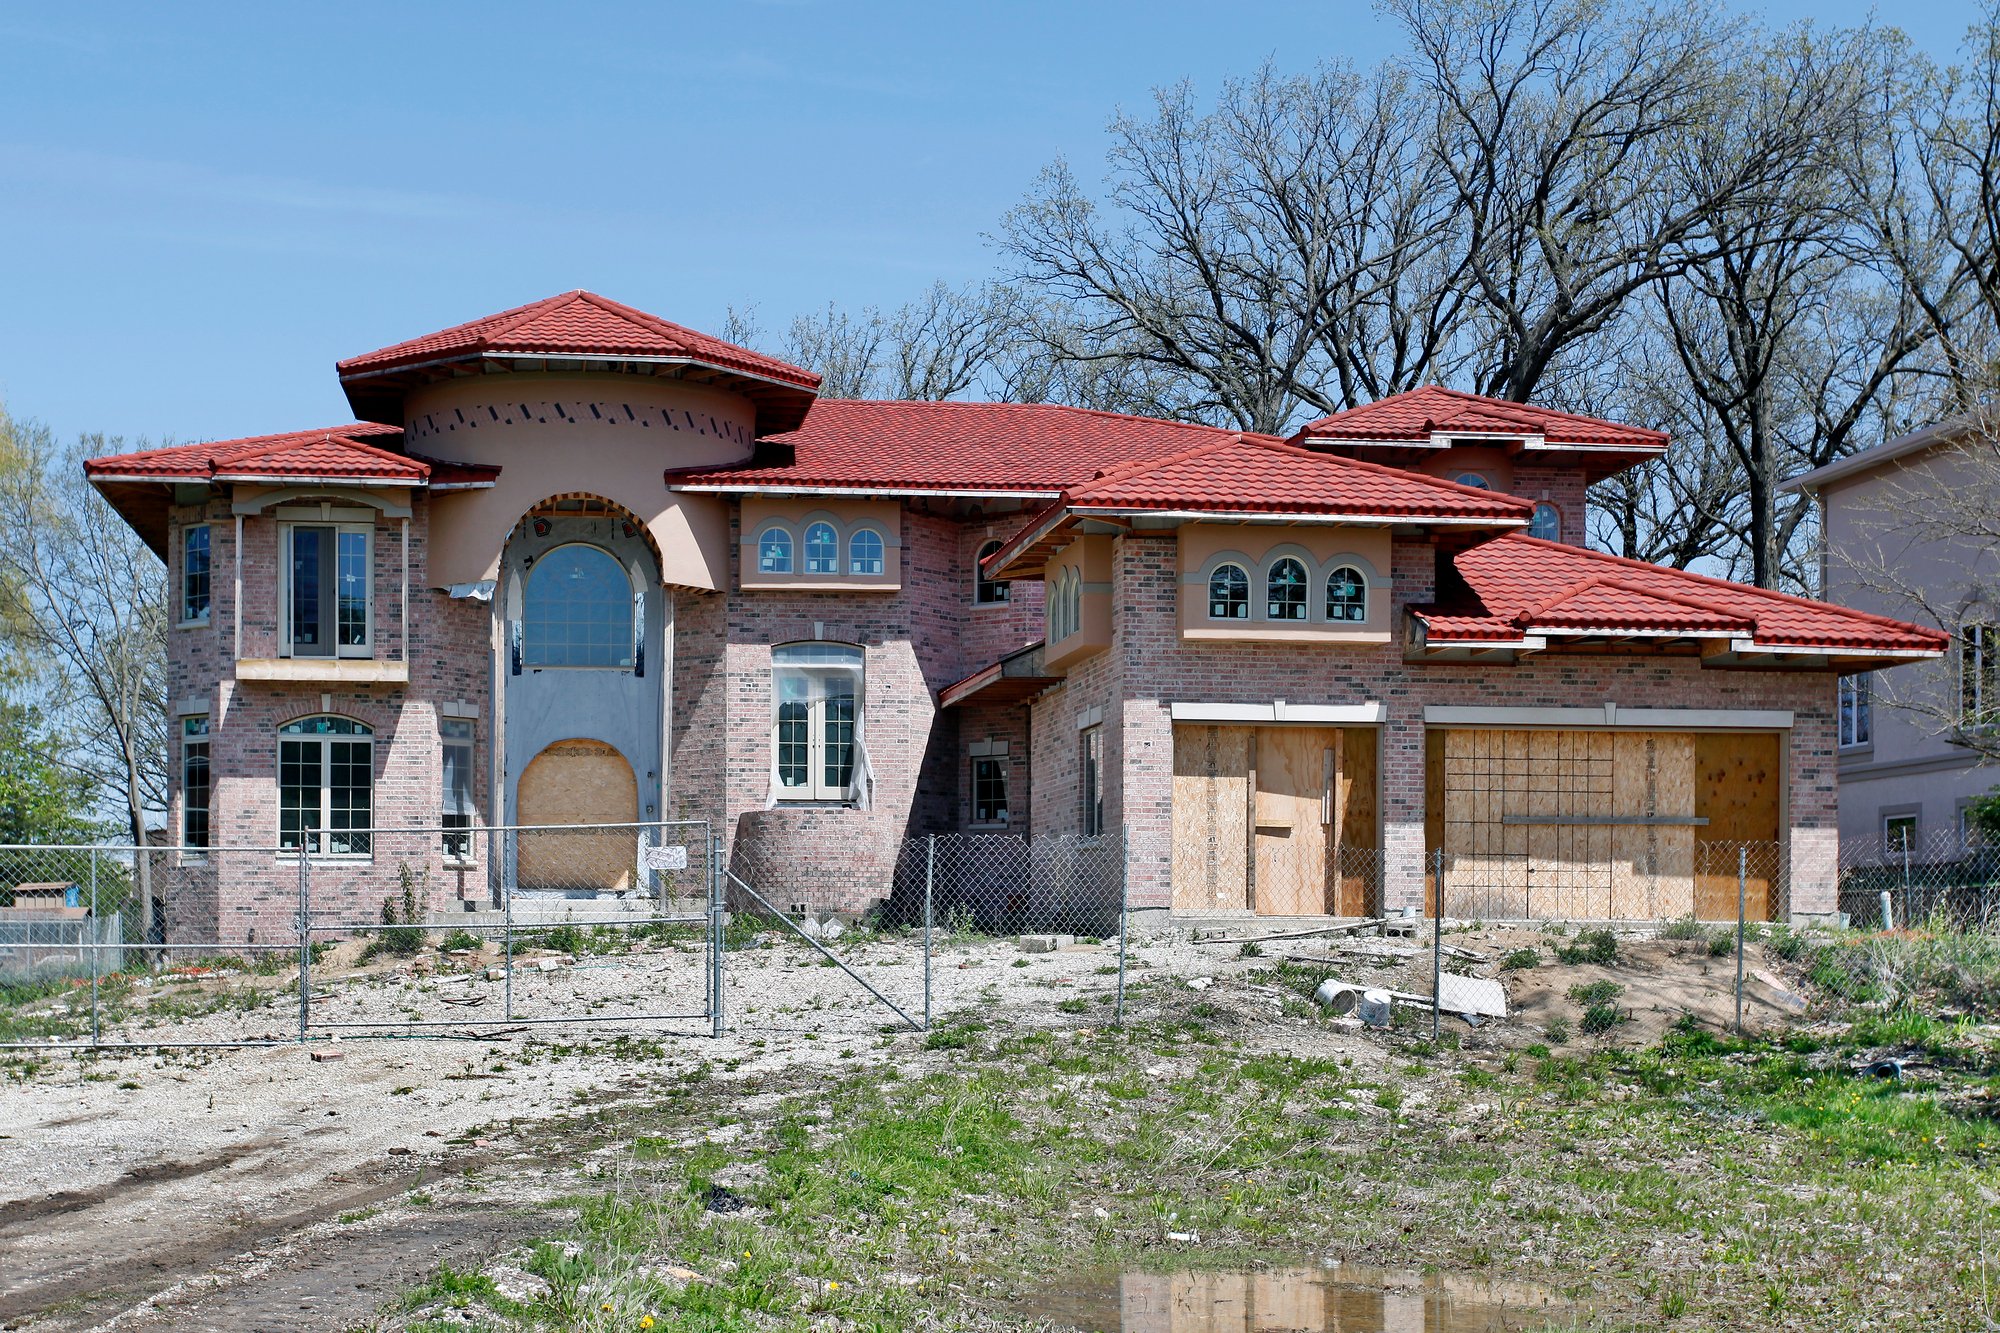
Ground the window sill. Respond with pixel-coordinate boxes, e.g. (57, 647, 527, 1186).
(237, 658, 408, 684)
(176, 617, 212, 631)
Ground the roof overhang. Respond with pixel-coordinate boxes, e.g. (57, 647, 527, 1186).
(672, 482, 1061, 501)
(937, 641, 1057, 709)
(1407, 612, 1945, 671)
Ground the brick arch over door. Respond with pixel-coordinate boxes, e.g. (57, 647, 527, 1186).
(515, 738, 638, 890)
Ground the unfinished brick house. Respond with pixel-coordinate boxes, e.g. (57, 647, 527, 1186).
(83, 291, 1945, 940)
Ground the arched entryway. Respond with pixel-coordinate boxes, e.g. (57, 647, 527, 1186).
(516, 739, 638, 890)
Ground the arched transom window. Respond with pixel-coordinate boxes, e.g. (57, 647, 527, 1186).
(1266, 557, 1308, 620)
(1208, 563, 1250, 619)
(804, 521, 839, 575)
(1325, 566, 1368, 622)
(523, 544, 635, 669)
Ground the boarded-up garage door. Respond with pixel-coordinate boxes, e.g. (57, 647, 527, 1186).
(517, 739, 638, 890)
(1438, 729, 1700, 920)
(1170, 725, 1377, 915)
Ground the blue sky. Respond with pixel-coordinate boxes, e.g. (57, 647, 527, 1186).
(0, 1, 1980, 447)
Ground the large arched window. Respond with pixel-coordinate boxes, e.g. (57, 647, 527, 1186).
(1266, 558, 1308, 620)
(757, 526, 793, 574)
(279, 716, 373, 856)
(975, 539, 1010, 604)
(523, 544, 634, 669)
(1529, 502, 1561, 542)
(1208, 563, 1250, 619)
(804, 521, 839, 575)
(1325, 566, 1368, 622)
(774, 642, 863, 801)
(849, 527, 886, 576)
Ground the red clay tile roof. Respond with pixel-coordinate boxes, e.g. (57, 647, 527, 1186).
(82, 424, 430, 484)
(672, 400, 1249, 493)
(335, 290, 820, 390)
(1063, 435, 1536, 520)
(1297, 386, 1667, 450)
(1419, 534, 1948, 654)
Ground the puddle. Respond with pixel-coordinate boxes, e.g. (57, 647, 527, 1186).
(1021, 1264, 1573, 1332)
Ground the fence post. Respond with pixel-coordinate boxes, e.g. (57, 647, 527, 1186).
(503, 837, 515, 1023)
(923, 835, 935, 1033)
(1432, 847, 1444, 1042)
(297, 851, 310, 1043)
(1115, 828, 1129, 1025)
(89, 849, 100, 1046)
(710, 824, 724, 1039)
(1735, 846, 1747, 1037)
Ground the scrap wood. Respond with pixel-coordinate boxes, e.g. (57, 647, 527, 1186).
(1194, 917, 1386, 947)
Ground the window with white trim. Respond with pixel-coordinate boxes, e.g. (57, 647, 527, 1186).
(1266, 557, 1308, 620)
(971, 756, 1009, 827)
(1208, 563, 1249, 619)
(1080, 725, 1105, 837)
(1528, 502, 1561, 542)
(849, 528, 886, 576)
(441, 718, 476, 863)
(757, 526, 793, 574)
(1963, 624, 1998, 728)
(282, 523, 371, 657)
(774, 643, 862, 802)
(523, 544, 634, 669)
(181, 525, 211, 624)
(1838, 673, 1872, 749)
(975, 539, 1009, 603)
(279, 716, 373, 856)
(181, 716, 210, 851)
(1325, 566, 1367, 623)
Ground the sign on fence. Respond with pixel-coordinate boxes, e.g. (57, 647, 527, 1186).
(642, 843, 690, 872)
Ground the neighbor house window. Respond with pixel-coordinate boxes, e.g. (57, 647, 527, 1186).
(279, 716, 373, 857)
(523, 544, 634, 669)
(1883, 813, 1918, 860)
(1963, 624, 1999, 728)
(804, 522, 839, 575)
(1208, 563, 1249, 619)
(1838, 673, 1872, 749)
(1529, 503, 1561, 542)
(441, 718, 476, 863)
(1266, 558, 1308, 620)
(975, 539, 1010, 603)
(181, 716, 210, 851)
(283, 524, 371, 657)
(971, 756, 1009, 827)
(757, 526, 793, 574)
(1325, 566, 1368, 623)
(849, 528, 885, 576)
(181, 525, 211, 623)
(774, 643, 862, 802)
(1080, 725, 1104, 837)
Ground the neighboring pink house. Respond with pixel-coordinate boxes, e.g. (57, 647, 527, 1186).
(84, 292, 1944, 940)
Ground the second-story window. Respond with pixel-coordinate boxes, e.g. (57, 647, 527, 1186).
(1325, 566, 1368, 622)
(804, 522, 839, 575)
(1963, 624, 1999, 729)
(849, 527, 885, 575)
(1838, 673, 1872, 748)
(758, 527, 793, 574)
(523, 544, 634, 669)
(975, 539, 1010, 603)
(1529, 503, 1561, 542)
(1266, 558, 1308, 620)
(181, 525, 211, 624)
(284, 523, 371, 658)
(1209, 563, 1249, 619)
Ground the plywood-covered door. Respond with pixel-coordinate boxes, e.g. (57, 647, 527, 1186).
(1693, 731, 1782, 920)
(1333, 727, 1377, 916)
(1251, 729, 1333, 915)
(516, 738, 638, 890)
(1171, 725, 1252, 911)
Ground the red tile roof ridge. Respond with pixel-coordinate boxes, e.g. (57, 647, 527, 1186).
(1485, 534, 1949, 645)
(1299, 385, 1667, 447)
(793, 398, 1253, 439)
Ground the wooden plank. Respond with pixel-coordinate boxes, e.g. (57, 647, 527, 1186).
(1253, 727, 1332, 915)
(1171, 725, 1250, 911)
(1693, 731, 1782, 920)
(1337, 726, 1379, 916)
(516, 739, 637, 890)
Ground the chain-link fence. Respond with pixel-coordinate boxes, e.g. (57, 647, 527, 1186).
(1838, 827, 2000, 930)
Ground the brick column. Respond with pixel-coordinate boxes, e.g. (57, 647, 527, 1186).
(1380, 704, 1428, 914)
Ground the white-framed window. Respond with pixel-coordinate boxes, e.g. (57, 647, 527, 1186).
(1882, 812, 1918, 860)
(522, 543, 635, 669)
(282, 522, 372, 658)
(803, 521, 839, 575)
(1208, 563, 1250, 619)
(441, 718, 476, 863)
(774, 642, 862, 802)
(279, 715, 373, 857)
(1962, 623, 1998, 729)
(1455, 472, 1492, 489)
(757, 526, 793, 574)
(971, 755, 1009, 828)
(1080, 725, 1105, 837)
(181, 525, 211, 624)
(975, 539, 1010, 604)
(1528, 502, 1561, 542)
(181, 716, 210, 851)
(1325, 566, 1368, 623)
(1266, 558, 1308, 621)
(1838, 673, 1872, 749)
(850, 528, 886, 576)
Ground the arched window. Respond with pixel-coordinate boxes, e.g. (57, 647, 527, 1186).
(849, 527, 886, 576)
(1455, 472, 1492, 489)
(774, 642, 863, 802)
(278, 716, 373, 856)
(804, 521, 839, 575)
(1529, 502, 1561, 542)
(1266, 558, 1308, 620)
(1208, 563, 1250, 619)
(1326, 566, 1368, 623)
(523, 544, 634, 669)
(975, 539, 1010, 604)
(757, 526, 793, 575)
(1048, 566, 1084, 642)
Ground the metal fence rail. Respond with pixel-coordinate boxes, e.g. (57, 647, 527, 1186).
(1838, 828, 2000, 930)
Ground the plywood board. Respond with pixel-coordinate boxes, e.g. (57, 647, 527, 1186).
(1170, 725, 1250, 911)
(516, 738, 637, 890)
(1336, 727, 1378, 916)
(1252, 727, 1333, 915)
(1693, 731, 1782, 920)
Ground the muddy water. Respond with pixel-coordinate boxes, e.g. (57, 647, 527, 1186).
(1022, 1264, 1573, 1332)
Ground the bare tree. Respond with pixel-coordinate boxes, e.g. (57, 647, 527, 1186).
(0, 412, 167, 937)
(727, 283, 1027, 402)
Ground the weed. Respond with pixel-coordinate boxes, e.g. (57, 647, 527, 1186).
(1707, 930, 1736, 958)
(1554, 929, 1618, 966)
(1498, 947, 1539, 971)
(1568, 979, 1625, 1007)
(374, 864, 430, 957)
(1661, 916, 1706, 941)
(439, 928, 484, 953)
(1545, 1017, 1572, 1043)
(1237, 939, 1264, 958)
